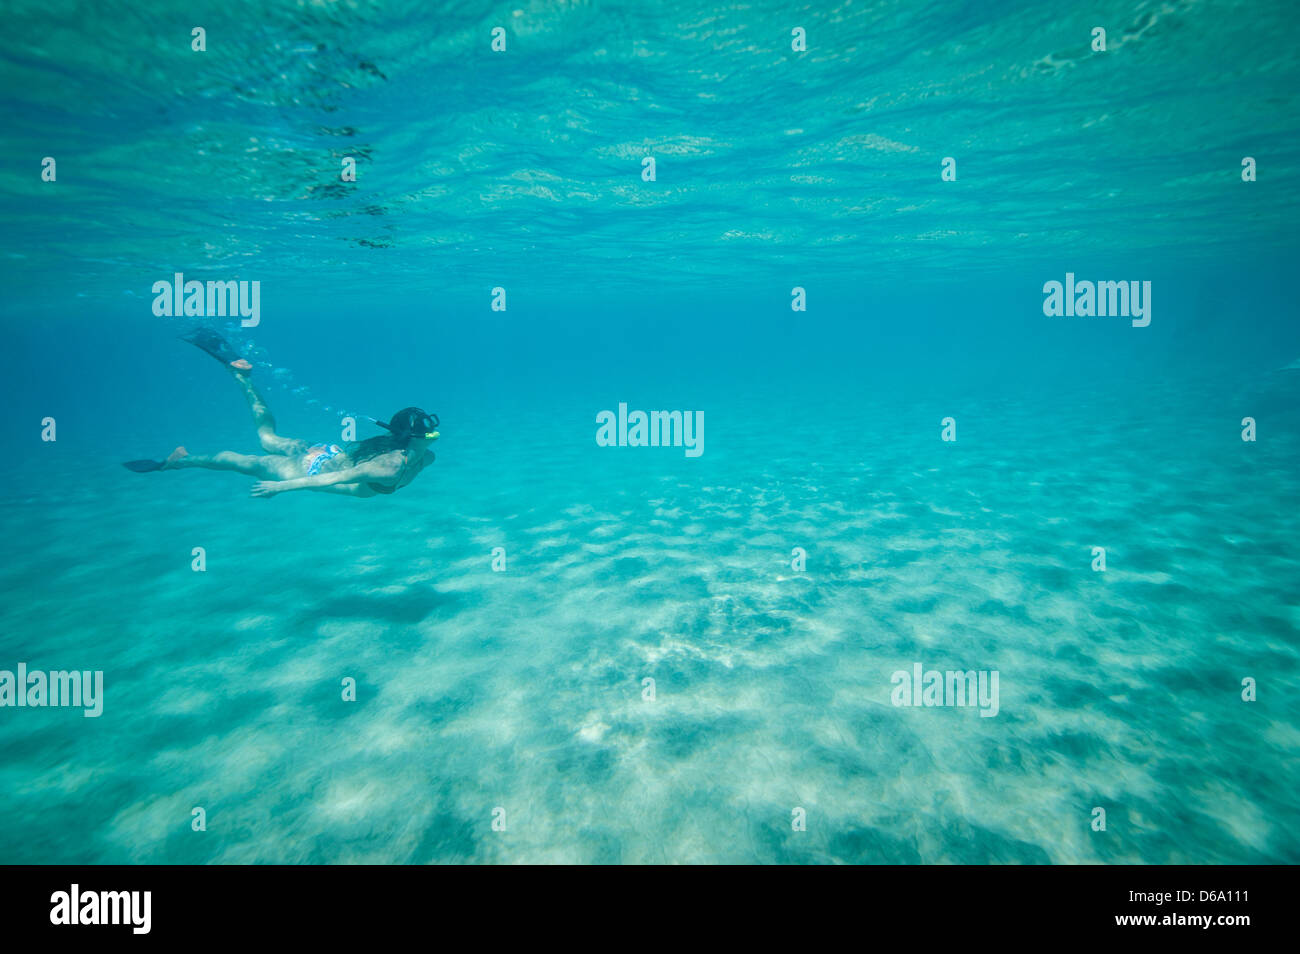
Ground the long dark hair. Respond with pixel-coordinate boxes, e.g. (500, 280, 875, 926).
(346, 433, 407, 464)
(348, 407, 437, 464)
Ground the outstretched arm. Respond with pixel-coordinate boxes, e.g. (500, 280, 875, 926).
(251, 460, 393, 497)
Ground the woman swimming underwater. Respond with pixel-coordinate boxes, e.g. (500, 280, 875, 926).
(124, 329, 438, 498)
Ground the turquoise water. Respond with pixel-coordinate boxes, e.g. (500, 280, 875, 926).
(1, 1, 1298, 863)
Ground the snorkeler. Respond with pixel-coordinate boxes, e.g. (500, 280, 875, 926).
(123, 329, 438, 499)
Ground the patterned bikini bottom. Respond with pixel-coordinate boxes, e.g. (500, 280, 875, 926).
(304, 444, 343, 476)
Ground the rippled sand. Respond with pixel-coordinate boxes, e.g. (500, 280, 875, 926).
(1, 381, 1296, 864)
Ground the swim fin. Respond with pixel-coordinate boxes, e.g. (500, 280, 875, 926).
(179, 328, 248, 370)
(122, 459, 163, 472)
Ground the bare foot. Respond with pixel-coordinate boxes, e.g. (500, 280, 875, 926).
(161, 446, 189, 470)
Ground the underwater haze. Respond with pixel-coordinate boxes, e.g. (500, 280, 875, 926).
(0, 0, 1298, 864)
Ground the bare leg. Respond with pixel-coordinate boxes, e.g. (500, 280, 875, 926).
(227, 368, 308, 456)
(162, 446, 299, 480)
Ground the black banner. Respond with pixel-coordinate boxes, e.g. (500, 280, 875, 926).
(0, 864, 1277, 941)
